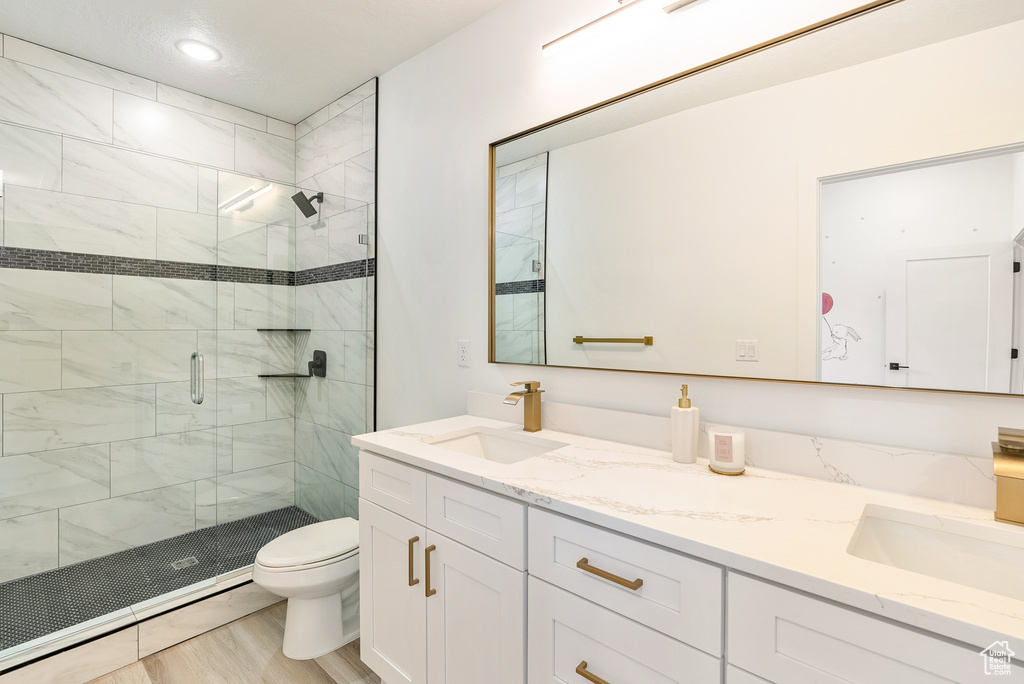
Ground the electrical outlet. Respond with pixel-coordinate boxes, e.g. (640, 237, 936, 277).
(457, 339, 471, 367)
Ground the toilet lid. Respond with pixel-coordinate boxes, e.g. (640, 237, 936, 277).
(256, 518, 359, 568)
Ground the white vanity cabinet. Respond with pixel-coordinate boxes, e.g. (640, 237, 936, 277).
(358, 452, 526, 684)
(727, 574, 995, 684)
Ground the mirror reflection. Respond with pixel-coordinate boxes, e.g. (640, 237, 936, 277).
(490, 0, 1024, 395)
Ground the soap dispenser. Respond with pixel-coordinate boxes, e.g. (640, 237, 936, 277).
(671, 384, 699, 464)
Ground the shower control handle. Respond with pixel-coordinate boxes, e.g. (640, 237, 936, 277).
(190, 352, 205, 405)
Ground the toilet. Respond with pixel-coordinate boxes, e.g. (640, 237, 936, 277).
(252, 517, 360, 660)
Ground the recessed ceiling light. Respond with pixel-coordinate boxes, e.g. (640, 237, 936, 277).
(176, 40, 221, 62)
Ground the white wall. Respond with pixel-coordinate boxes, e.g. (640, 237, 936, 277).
(378, 0, 1024, 460)
(820, 155, 1016, 386)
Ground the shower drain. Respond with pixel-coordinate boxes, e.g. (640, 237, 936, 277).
(170, 556, 199, 570)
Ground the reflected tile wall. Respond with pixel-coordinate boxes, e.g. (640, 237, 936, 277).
(494, 153, 547, 364)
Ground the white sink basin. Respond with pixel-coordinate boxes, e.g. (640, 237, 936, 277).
(848, 504, 1024, 600)
(425, 426, 568, 464)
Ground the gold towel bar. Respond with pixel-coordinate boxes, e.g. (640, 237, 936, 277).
(573, 336, 653, 345)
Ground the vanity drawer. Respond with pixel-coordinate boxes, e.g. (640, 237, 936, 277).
(426, 474, 526, 569)
(358, 451, 427, 525)
(529, 508, 723, 656)
(528, 576, 721, 684)
(728, 574, 985, 684)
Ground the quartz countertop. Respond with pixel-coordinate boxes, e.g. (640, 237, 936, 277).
(353, 414, 1024, 650)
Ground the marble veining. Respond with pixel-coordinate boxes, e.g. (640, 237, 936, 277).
(155, 209, 218, 265)
(353, 413, 1024, 650)
(216, 462, 294, 524)
(0, 331, 61, 393)
(109, 430, 218, 497)
(155, 381, 217, 435)
(295, 105, 363, 182)
(112, 277, 216, 330)
(0, 121, 62, 191)
(155, 84, 266, 131)
(113, 92, 235, 169)
(61, 330, 196, 389)
(0, 511, 58, 582)
(230, 419, 295, 471)
(296, 463, 347, 521)
(3, 36, 156, 100)
(4, 186, 157, 260)
(235, 127, 296, 184)
(0, 444, 110, 520)
(57, 483, 196, 564)
(3, 385, 156, 456)
(0, 57, 112, 142)
(62, 138, 198, 213)
(0, 268, 112, 331)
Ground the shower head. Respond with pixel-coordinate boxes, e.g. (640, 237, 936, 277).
(291, 191, 324, 219)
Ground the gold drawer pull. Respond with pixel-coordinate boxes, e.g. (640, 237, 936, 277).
(408, 536, 420, 587)
(425, 544, 437, 597)
(576, 558, 643, 590)
(576, 661, 612, 684)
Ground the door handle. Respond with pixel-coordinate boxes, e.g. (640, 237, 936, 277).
(190, 352, 205, 404)
(576, 661, 612, 684)
(889, 362, 910, 370)
(408, 536, 420, 587)
(576, 558, 643, 590)
(424, 544, 437, 597)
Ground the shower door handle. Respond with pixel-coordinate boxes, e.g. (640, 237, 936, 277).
(190, 352, 205, 405)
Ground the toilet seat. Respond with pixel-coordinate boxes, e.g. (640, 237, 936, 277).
(255, 547, 358, 573)
(255, 518, 359, 570)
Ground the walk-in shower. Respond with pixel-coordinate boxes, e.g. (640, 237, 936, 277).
(0, 33, 377, 670)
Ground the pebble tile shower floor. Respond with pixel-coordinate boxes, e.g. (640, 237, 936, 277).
(0, 506, 319, 652)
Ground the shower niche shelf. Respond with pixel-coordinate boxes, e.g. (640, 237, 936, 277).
(259, 374, 310, 378)
(256, 328, 311, 333)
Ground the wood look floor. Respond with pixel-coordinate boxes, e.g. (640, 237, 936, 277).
(88, 603, 380, 684)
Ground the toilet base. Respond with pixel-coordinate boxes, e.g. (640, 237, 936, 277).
(282, 591, 358, 660)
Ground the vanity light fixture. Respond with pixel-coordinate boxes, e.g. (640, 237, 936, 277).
(542, 0, 647, 52)
(219, 184, 273, 212)
(175, 39, 221, 62)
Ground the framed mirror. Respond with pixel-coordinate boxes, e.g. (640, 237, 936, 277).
(489, 0, 1024, 395)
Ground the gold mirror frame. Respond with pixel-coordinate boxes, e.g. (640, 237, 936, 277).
(487, 0, 1024, 399)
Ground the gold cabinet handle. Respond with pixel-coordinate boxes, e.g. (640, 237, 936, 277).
(576, 558, 643, 591)
(424, 544, 437, 597)
(408, 536, 420, 587)
(576, 661, 612, 684)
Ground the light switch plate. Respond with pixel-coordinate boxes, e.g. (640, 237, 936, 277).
(736, 340, 759, 361)
(457, 339, 471, 367)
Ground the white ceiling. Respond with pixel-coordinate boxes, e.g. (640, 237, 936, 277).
(0, 0, 510, 124)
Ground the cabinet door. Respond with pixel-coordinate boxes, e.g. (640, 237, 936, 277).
(359, 499, 427, 684)
(425, 531, 526, 684)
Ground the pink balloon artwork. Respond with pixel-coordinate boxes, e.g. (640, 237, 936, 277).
(822, 293, 834, 315)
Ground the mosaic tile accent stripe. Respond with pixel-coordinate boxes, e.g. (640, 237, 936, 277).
(294, 258, 375, 286)
(0, 247, 374, 286)
(0, 505, 318, 653)
(495, 279, 545, 296)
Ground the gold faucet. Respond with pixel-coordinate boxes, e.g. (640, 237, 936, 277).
(994, 427, 1024, 526)
(504, 381, 544, 432)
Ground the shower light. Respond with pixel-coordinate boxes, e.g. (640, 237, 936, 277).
(176, 40, 221, 62)
(220, 184, 273, 213)
(662, 0, 702, 13)
(542, 0, 647, 52)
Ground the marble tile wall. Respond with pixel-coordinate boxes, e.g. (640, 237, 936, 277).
(0, 33, 304, 583)
(293, 79, 376, 522)
(494, 153, 547, 364)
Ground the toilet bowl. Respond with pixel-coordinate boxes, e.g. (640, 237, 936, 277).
(252, 517, 360, 660)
